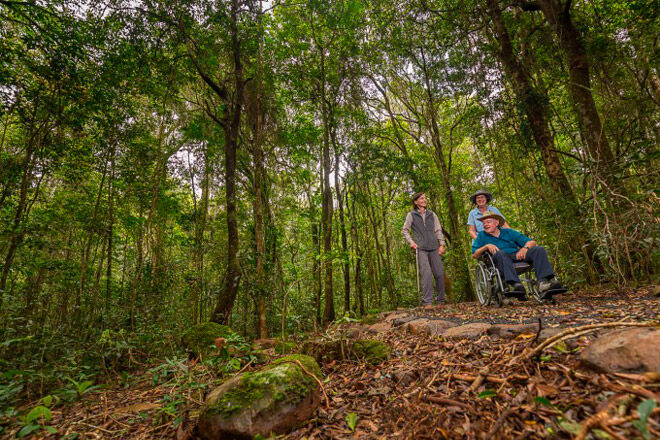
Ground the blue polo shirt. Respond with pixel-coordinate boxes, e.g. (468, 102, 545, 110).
(472, 227, 531, 254)
(467, 206, 505, 233)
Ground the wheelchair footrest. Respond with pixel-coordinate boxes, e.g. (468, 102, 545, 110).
(541, 287, 567, 297)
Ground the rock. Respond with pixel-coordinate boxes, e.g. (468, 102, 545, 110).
(344, 325, 365, 339)
(405, 318, 430, 334)
(579, 327, 660, 374)
(404, 318, 455, 336)
(424, 320, 458, 336)
(488, 323, 539, 339)
(198, 354, 322, 439)
(253, 338, 278, 349)
(384, 311, 410, 323)
(274, 341, 297, 354)
(443, 323, 493, 339)
(537, 327, 563, 342)
(181, 322, 237, 357)
(392, 369, 417, 386)
(301, 339, 343, 364)
(392, 315, 418, 327)
(366, 322, 392, 334)
(352, 339, 392, 364)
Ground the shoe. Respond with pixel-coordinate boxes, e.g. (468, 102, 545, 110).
(506, 282, 527, 300)
(538, 278, 566, 298)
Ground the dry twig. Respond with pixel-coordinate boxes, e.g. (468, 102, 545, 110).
(516, 321, 653, 362)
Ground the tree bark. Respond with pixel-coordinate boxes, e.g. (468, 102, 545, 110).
(487, 0, 600, 279)
(211, 0, 245, 324)
(487, 0, 575, 198)
(105, 145, 116, 313)
(252, 0, 268, 338)
(333, 133, 350, 316)
(319, 53, 335, 325)
(78, 154, 108, 318)
(0, 138, 36, 309)
(535, 0, 616, 180)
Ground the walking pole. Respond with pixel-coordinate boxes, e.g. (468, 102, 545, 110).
(415, 248, 421, 307)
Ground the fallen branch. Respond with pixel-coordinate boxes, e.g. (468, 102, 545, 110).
(423, 395, 472, 410)
(468, 367, 490, 393)
(284, 359, 330, 409)
(485, 390, 529, 440)
(516, 321, 653, 362)
(451, 373, 529, 384)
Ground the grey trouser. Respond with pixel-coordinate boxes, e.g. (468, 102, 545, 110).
(417, 249, 445, 305)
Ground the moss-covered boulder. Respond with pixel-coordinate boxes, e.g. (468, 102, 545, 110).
(181, 322, 236, 356)
(352, 339, 392, 364)
(301, 338, 344, 363)
(274, 341, 297, 355)
(198, 354, 323, 439)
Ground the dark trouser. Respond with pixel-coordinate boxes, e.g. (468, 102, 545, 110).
(417, 249, 445, 305)
(491, 246, 554, 283)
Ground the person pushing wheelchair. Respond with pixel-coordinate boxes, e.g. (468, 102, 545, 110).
(471, 211, 567, 300)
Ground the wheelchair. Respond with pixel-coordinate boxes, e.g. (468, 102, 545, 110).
(474, 252, 554, 306)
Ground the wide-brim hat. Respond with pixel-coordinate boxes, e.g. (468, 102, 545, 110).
(470, 189, 492, 204)
(477, 211, 505, 226)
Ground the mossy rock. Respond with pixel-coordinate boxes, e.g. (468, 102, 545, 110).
(301, 338, 344, 364)
(352, 339, 392, 364)
(274, 341, 297, 355)
(181, 322, 236, 356)
(198, 354, 322, 439)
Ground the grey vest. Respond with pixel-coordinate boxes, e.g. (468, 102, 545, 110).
(410, 209, 439, 251)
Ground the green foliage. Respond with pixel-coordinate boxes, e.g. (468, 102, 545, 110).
(16, 396, 58, 438)
(181, 323, 237, 357)
(346, 412, 358, 431)
(477, 390, 497, 399)
(274, 341, 297, 355)
(632, 398, 656, 440)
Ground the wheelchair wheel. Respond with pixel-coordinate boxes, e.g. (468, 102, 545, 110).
(492, 268, 505, 307)
(522, 272, 543, 303)
(474, 263, 491, 306)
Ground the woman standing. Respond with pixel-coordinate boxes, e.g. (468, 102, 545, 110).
(467, 189, 510, 240)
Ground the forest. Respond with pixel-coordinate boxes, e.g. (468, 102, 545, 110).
(0, 0, 658, 438)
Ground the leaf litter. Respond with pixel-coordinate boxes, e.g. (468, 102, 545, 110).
(8, 285, 658, 439)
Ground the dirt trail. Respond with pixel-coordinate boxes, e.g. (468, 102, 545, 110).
(293, 286, 659, 439)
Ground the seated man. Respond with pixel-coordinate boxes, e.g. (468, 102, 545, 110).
(471, 211, 566, 299)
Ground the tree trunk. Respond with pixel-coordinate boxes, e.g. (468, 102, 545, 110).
(486, 0, 574, 198)
(319, 55, 335, 325)
(79, 155, 109, 315)
(333, 135, 350, 316)
(252, 1, 268, 338)
(191, 147, 210, 324)
(348, 190, 365, 316)
(105, 146, 115, 313)
(0, 141, 36, 310)
(536, 0, 615, 180)
(487, 0, 600, 279)
(418, 53, 474, 301)
(211, 0, 245, 324)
